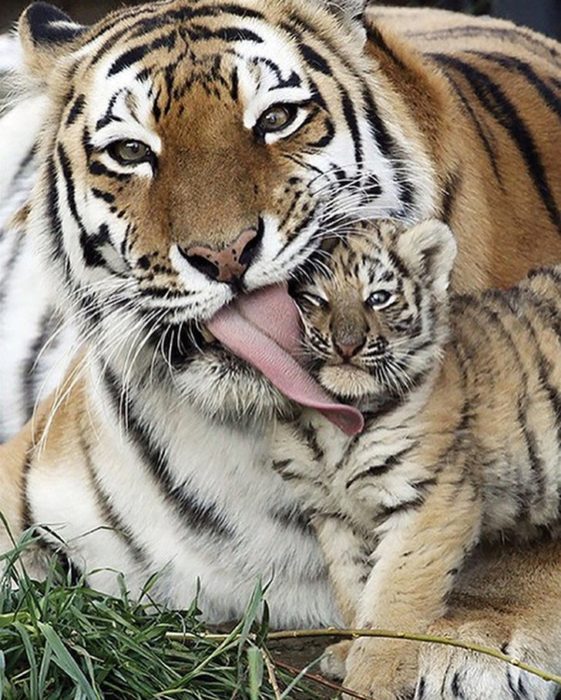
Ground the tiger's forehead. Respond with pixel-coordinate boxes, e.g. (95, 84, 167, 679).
(70, 4, 313, 130)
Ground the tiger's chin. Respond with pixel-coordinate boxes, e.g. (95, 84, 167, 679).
(174, 348, 295, 427)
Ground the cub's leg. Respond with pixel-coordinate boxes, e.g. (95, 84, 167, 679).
(416, 540, 561, 700)
(343, 475, 482, 700)
(313, 515, 370, 679)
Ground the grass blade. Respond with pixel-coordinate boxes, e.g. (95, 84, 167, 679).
(38, 622, 99, 700)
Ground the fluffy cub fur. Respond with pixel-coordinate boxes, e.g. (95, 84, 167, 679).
(275, 219, 561, 698)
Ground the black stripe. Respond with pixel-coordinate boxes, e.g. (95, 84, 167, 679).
(411, 25, 561, 71)
(308, 116, 335, 149)
(431, 53, 561, 233)
(451, 671, 467, 699)
(269, 505, 313, 534)
(346, 445, 415, 489)
(91, 188, 116, 204)
(65, 94, 86, 127)
(89, 160, 132, 182)
(366, 25, 407, 72)
(21, 450, 34, 531)
(128, 4, 265, 39)
(475, 295, 548, 509)
(341, 90, 363, 165)
(95, 90, 122, 130)
(57, 144, 83, 231)
(58, 145, 109, 268)
(106, 30, 176, 77)
(360, 85, 416, 212)
(299, 42, 332, 75)
(103, 368, 234, 540)
(108, 45, 149, 77)
(188, 25, 263, 44)
(21, 310, 57, 422)
(469, 51, 561, 121)
(44, 156, 70, 275)
(80, 431, 146, 564)
(439, 71, 502, 183)
(379, 494, 424, 518)
(440, 170, 462, 223)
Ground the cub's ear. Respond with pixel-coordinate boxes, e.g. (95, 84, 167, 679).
(396, 220, 457, 296)
(18, 3, 87, 79)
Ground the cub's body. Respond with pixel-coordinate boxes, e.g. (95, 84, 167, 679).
(281, 222, 561, 697)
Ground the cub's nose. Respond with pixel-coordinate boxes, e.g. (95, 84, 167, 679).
(334, 337, 365, 360)
(183, 227, 261, 283)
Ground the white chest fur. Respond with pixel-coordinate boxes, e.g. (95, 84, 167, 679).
(28, 367, 340, 627)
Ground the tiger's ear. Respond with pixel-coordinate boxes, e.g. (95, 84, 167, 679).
(313, 0, 367, 42)
(18, 3, 87, 79)
(396, 220, 457, 296)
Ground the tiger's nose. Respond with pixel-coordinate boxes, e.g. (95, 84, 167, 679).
(335, 337, 365, 360)
(183, 227, 261, 283)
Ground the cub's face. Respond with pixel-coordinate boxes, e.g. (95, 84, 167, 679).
(291, 220, 456, 403)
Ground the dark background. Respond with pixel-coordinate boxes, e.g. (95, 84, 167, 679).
(0, 0, 560, 39)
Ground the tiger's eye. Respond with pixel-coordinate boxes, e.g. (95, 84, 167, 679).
(109, 140, 152, 165)
(367, 290, 394, 309)
(256, 104, 297, 134)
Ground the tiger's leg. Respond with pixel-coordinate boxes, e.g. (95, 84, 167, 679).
(343, 477, 482, 700)
(313, 515, 371, 679)
(416, 539, 561, 700)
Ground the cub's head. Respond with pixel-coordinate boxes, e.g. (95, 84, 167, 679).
(15, 0, 433, 422)
(291, 219, 456, 404)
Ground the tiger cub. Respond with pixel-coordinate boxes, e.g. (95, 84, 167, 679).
(274, 219, 561, 699)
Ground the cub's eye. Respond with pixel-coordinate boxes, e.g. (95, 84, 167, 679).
(255, 104, 298, 135)
(367, 290, 395, 309)
(295, 292, 329, 309)
(107, 140, 153, 165)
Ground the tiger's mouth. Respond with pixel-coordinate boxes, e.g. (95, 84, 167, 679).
(149, 287, 364, 435)
(200, 327, 216, 344)
(205, 286, 364, 436)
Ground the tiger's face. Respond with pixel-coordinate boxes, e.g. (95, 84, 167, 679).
(19, 0, 436, 421)
(291, 220, 456, 404)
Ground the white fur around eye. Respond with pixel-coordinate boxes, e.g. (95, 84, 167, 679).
(298, 292, 329, 308)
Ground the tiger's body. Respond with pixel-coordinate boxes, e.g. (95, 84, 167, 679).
(281, 220, 561, 697)
(2, 2, 561, 697)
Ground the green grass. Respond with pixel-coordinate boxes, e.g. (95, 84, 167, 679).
(0, 530, 325, 700)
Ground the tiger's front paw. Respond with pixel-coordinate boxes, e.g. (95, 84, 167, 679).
(320, 639, 352, 680)
(417, 614, 558, 700)
(342, 638, 418, 700)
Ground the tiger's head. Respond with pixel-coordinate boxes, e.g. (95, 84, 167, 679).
(291, 220, 456, 405)
(17, 0, 436, 422)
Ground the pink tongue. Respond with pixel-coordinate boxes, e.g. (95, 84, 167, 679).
(207, 286, 364, 436)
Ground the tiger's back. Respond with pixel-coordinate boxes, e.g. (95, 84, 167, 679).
(364, 5, 561, 291)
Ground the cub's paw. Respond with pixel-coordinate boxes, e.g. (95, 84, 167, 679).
(320, 640, 352, 680)
(342, 638, 418, 700)
(416, 615, 559, 700)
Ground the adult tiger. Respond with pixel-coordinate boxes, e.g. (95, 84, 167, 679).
(2, 1, 561, 697)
